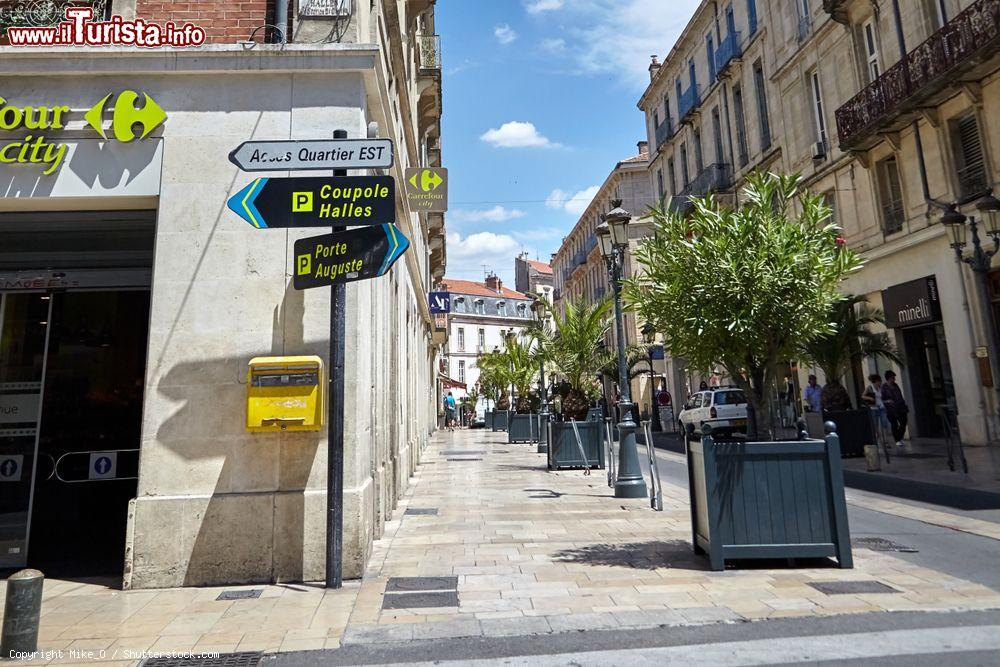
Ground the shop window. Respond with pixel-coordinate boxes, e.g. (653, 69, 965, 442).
(876, 156, 905, 235)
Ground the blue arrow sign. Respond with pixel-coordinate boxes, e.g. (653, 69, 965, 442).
(0, 459, 18, 478)
(94, 456, 112, 475)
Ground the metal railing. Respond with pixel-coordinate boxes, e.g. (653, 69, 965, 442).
(670, 163, 734, 214)
(654, 118, 673, 150)
(835, 0, 1000, 149)
(715, 31, 742, 75)
(881, 202, 905, 235)
(417, 34, 442, 71)
(679, 84, 701, 121)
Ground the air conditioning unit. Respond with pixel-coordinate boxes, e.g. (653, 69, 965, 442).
(812, 141, 827, 160)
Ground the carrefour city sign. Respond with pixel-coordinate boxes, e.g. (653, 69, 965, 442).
(0, 90, 166, 175)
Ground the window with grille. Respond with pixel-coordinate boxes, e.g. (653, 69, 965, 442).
(950, 113, 988, 199)
(876, 156, 905, 235)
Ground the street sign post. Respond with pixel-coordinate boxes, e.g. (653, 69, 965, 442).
(293, 224, 410, 291)
(227, 176, 395, 229)
(229, 139, 394, 172)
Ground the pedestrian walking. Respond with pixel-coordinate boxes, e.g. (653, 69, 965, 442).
(861, 373, 889, 427)
(880, 370, 909, 449)
(803, 375, 823, 413)
(444, 392, 457, 432)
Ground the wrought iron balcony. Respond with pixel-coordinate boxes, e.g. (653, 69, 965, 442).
(678, 84, 701, 122)
(715, 31, 742, 76)
(654, 119, 673, 151)
(418, 34, 442, 72)
(669, 163, 733, 215)
(835, 0, 1000, 150)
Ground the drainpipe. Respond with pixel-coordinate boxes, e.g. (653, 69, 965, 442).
(276, 0, 288, 44)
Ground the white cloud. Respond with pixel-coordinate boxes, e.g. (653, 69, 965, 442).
(450, 206, 526, 223)
(546, 185, 600, 216)
(539, 0, 701, 91)
(446, 232, 526, 284)
(540, 37, 566, 53)
(494, 24, 518, 45)
(480, 121, 560, 149)
(525, 0, 564, 14)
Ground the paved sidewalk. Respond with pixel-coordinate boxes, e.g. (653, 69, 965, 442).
(6, 427, 1000, 665)
(342, 429, 1000, 645)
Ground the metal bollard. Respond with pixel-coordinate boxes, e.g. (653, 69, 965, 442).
(1, 569, 44, 659)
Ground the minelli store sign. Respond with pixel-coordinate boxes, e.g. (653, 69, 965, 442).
(0, 90, 166, 174)
(3, 5, 206, 48)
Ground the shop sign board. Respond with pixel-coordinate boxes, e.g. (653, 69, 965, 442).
(404, 167, 448, 212)
(882, 276, 941, 329)
(0, 394, 40, 425)
(429, 292, 451, 314)
(228, 176, 395, 229)
(299, 0, 352, 17)
(229, 139, 393, 172)
(293, 224, 410, 290)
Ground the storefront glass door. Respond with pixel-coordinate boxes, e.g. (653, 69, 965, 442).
(0, 293, 52, 569)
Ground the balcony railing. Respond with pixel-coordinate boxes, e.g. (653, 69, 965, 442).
(654, 119, 673, 150)
(418, 34, 441, 71)
(882, 202, 905, 236)
(715, 31, 742, 76)
(669, 163, 734, 215)
(835, 0, 1000, 149)
(679, 84, 701, 122)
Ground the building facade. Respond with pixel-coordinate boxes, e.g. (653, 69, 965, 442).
(0, 0, 446, 587)
(514, 254, 554, 303)
(640, 0, 1000, 444)
(551, 142, 663, 416)
(439, 276, 535, 412)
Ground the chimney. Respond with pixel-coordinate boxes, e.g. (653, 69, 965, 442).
(485, 273, 503, 294)
(637, 140, 649, 156)
(648, 55, 661, 81)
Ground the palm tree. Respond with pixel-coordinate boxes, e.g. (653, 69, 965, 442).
(544, 298, 616, 420)
(476, 350, 510, 410)
(800, 295, 901, 409)
(502, 334, 540, 414)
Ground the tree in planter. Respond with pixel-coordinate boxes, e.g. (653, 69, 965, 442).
(544, 298, 616, 421)
(800, 295, 901, 411)
(625, 172, 861, 439)
(476, 350, 509, 411)
(501, 334, 541, 414)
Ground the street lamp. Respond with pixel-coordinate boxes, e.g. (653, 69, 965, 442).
(505, 331, 517, 412)
(940, 194, 1000, 416)
(641, 322, 663, 433)
(531, 298, 551, 452)
(597, 203, 648, 499)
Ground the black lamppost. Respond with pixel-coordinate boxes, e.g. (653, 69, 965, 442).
(641, 322, 663, 433)
(597, 204, 648, 499)
(941, 194, 1000, 415)
(531, 298, 551, 452)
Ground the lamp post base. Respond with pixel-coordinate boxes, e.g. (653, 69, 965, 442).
(613, 416, 648, 499)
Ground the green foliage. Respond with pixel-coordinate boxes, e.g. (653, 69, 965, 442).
(625, 172, 861, 437)
(800, 295, 901, 385)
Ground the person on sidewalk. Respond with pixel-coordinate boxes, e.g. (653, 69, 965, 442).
(444, 392, 457, 431)
(804, 375, 823, 413)
(880, 370, 909, 449)
(862, 373, 890, 434)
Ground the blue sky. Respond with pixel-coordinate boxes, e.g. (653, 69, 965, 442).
(437, 0, 699, 284)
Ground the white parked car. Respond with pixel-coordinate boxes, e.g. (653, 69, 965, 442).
(678, 387, 748, 437)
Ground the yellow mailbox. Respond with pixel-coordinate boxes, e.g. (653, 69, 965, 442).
(247, 356, 325, 432)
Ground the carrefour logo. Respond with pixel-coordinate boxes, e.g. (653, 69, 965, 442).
(0, 89, 167, 175)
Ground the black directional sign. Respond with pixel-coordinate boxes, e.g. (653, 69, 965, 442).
(293, 224, 411, 291)
(227, 176, 395, 229)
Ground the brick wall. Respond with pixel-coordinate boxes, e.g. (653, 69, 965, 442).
(135, 0, 275, 44)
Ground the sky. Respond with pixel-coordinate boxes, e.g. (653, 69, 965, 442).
(437, 0, 699, 285)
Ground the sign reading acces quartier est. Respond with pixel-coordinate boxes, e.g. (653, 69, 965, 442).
(0, 90, 166, 175)
(228, 176, 395, 229)
(229, 139, 394, 172)
(294, 224, 410, 290)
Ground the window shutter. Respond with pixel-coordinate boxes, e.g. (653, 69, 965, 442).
(956, 115, 986, 197)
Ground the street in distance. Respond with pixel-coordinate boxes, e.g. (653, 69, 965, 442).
(228, 138, 394, 172)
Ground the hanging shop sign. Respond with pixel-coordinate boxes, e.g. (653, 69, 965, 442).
(882, 275, 941, 329)
(293, 224, 410, 290)
(229, 139, 394, 172)
(228, 176, 395, 229)
(0, 90, 166, 175)
(404, 167, 448, 212)
(429, 292, 451, 314)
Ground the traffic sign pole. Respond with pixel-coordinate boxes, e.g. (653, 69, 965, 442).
(327, 129, 348, 590)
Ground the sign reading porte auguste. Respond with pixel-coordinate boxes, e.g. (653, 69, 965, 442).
(294, 224, 410, 290)
(227, 176, 395, 229)
(229, 139, 394, 172)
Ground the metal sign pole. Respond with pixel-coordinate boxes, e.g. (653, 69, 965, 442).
(326, 128, 349, 589)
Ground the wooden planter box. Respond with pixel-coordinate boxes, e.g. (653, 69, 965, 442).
(492, 410, 510, 432)
(548, 421, 605, 470)
(687, 422, 853, 571)
(508, 414, 538, 443)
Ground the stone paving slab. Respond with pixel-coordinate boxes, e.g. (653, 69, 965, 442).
(343, 428, 1000, 645)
